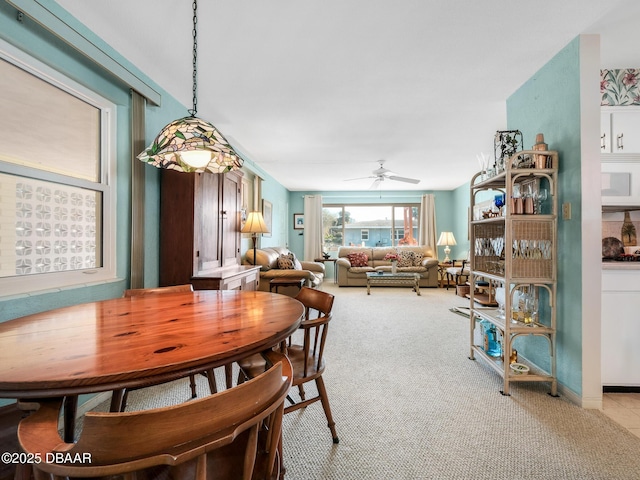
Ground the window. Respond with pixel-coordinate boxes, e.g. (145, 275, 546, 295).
(323, 204, 419, 253)
(0, 41, 116, 296)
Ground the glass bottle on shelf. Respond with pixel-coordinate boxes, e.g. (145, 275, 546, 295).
(522, 288, 538, 325)
(480, 320, 502, 357)
(524, 184, 534, 215)
(495, 285, 506, 320)
(511, 184, 523, 214)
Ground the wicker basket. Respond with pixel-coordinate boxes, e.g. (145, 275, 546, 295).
(511, 221, 553, 280)
(456, 285, 470, 298)
(473, 221, 554, 280)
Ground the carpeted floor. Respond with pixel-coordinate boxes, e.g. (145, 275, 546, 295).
(102, 284, 640, 479)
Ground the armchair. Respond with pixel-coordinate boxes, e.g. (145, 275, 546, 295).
(245, 247, 325, 295)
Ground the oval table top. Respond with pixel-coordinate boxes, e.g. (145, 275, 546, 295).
(0, 290, 304, 398)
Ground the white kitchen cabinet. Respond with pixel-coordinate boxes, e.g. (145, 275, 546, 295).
(601, 107, 640, 153)
(601, 111, 612, 152)
(602, 268, 640, 386)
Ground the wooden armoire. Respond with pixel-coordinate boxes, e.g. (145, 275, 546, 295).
(159, 169, 260, 290)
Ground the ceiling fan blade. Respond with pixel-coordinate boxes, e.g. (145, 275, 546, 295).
(344, 175, 375, 182)
(369, 178, 382, 189)
(388, 175, 420, 184)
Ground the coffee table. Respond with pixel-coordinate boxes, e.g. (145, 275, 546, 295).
(366, 272, 421, 296)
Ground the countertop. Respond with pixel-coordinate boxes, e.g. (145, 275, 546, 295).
(602, 262, 640, 270)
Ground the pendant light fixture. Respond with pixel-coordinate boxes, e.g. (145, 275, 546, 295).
(137, 0, 243, 173)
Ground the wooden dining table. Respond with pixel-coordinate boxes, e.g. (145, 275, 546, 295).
(0, 289, 304, 441)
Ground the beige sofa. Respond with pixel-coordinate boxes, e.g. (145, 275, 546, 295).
(336, 246, 439, 287)
(245, 247, 325, 294)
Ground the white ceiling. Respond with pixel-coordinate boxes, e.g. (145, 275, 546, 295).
(55, 0, 640, 192)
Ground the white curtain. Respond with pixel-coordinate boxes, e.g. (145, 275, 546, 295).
(303, 195, 323, 261)
(418, 194, 437, 251)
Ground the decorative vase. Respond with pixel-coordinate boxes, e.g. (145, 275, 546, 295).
(621, 211, 637, 247)
(533, 133, 548, 169)
(391, 260, 397, 274)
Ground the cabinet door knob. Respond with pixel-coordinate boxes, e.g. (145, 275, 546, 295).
(617, 133, 624, 150)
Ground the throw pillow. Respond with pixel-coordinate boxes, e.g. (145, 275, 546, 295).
(413, 252, 424, 266)
(347, 252, 369, 267)
(397, 250, 414, 267)
(277, 253, 301, 270)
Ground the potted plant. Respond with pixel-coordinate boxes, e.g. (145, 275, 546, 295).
(384, 252, 399, 273)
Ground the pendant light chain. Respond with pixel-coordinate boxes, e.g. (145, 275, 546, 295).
(189, 0, 199, 117)
(137, 0, 244, 173)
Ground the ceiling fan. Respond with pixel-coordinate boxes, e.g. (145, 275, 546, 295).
(345, 160, 421, 189)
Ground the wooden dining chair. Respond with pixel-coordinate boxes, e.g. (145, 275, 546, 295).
(18, 351, 292, 480)
(113, 284, 216, 412)
(238, 287, 339, 444)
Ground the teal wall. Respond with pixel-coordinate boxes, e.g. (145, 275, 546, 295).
(450, 182, 472, 261)
(507, 37, 583, 395)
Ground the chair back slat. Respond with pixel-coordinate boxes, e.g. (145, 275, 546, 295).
(295, 286, 334, 319)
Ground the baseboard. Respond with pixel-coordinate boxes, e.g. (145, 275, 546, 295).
(603, 385, 640, 393)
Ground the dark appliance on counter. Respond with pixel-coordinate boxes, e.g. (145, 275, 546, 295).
(602, 236, 640, 261)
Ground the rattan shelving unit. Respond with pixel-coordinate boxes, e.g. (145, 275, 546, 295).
(468, 150, 558, 396)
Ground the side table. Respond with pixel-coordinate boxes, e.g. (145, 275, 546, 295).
(269, 277, 305, 294)
(314, 258, 338, 283)
(437, 262, 453, 288)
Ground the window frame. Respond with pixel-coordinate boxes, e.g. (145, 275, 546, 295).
(0, 39, 117, 297)
(323, 203, 420, 250)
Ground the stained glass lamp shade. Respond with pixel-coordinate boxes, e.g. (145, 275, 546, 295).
(137, 115, 244, 174)
(136, 0, 243, 174)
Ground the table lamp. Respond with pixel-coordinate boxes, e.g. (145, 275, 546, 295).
(241, 211, 270, 266)
(437, 231, 457, 263)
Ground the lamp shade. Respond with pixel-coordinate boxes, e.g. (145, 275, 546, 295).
(137, 116, 244, 174)
(241, 212, 270, 234)
(437, 232, 457, 246)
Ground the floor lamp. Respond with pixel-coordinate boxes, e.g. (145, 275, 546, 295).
(241, 212, 270, 265)
(437, 231, 457, 263)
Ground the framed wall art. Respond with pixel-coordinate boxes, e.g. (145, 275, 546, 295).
(293, 213, 304, 230)
(262, 199, 272, 237)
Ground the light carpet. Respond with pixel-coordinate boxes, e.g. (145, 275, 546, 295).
(96, 284, 640, 479)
